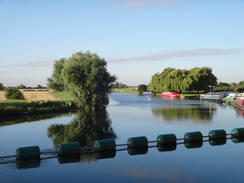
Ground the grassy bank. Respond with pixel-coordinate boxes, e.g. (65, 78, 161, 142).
(0, 100, 76, 117)
(51, 91, 74, 100)
(111, 89, 200, 97)
(112, 89, 139, 95)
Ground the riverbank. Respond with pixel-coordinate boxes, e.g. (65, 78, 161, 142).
(0, 100, 76, 117)
(0, 90, 75, 117)
(0, 90, 200, 117)
(111, 89, 200, 98)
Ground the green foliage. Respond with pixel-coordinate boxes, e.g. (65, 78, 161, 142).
(149, 67, 217, 93)
(238, 80, 244, 87)
(213, 80, 244, 92)
(138, 84, 147, 95)
(0, 100, 76, 117)
(4, 88, 25, 100)
(52, 91, 74, 100)
(47, 58, 66, 92)
(112, 89, 138, 94)
(47, 51, 116, 108)
(0, 83, 4, 90)
(218, 82, 230, 87)
(17, 84, 26, 89)
(112, 82, 128, 89)
(23, 89, 36, 91)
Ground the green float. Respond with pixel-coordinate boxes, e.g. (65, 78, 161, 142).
(16, 146, 41, 160)
(157, 134, 177, 144)
(184, 131, 203, 142)
(208, 129, 226, 139)
(94, 139, 116, 151)
(231, 128, 244, 137)
(58, 142, 81, 155)
(127, 136, 148, 148)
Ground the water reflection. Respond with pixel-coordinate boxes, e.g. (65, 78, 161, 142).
(12, 136, 244, 169)
(0, 112, 72, 127)
(152, 106, 217, 122)
(235, 108, 244, 118)
(47, 106, 117, 149)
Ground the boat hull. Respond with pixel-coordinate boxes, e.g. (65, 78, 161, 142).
(200, 94, 225, 102)
(234, 97, 244, 110)
(224, 96, 236, 104)
(161, 92, 179, 98)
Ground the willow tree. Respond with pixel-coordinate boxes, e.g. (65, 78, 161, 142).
(149, 67, 217, 93)
(47, 51, 116, 108)
(166, 69, 189, 93)
(149, 67, 175, 92)
(187, 67, 217, 92)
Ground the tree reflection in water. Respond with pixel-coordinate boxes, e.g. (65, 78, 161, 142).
(152, 106, 217, 122)
(48, 105, 117, 149)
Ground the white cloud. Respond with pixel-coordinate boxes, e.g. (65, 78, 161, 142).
(0, 60, 54, 68)
(108, 48, 240, 63)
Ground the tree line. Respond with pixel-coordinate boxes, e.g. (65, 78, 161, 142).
(214, 81, 244, 92)
(0, 83, 44, 90)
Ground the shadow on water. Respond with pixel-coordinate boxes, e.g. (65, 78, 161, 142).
(0, 112, 73, 127)
(47, 105, 117, 149)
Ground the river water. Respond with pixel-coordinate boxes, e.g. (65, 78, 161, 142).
(0, 93, 244, 183)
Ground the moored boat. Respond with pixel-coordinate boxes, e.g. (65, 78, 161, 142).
(223, 93, 237, 104)
(142, 91, 153, 95)
(200, 92, 228, 103)
(161, 92, 179, 98)
(234, 97, 244, 110)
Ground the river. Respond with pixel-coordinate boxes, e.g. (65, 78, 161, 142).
(0, 93, 244, 183)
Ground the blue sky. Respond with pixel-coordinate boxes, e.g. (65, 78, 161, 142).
(0, 0, 243, 87)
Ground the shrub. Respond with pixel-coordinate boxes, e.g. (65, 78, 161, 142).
(4, 88, 25, 100)
(138, 84, 147, 95)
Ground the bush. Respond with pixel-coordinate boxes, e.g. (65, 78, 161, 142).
(4, 88, 25, 100)
(138, 84, 147, 95)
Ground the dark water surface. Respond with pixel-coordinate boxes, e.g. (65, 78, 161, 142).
(1, 93, 244, 183)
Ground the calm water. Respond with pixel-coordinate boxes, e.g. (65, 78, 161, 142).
(1, 93, 244, 183)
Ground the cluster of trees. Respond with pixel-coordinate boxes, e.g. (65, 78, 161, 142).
(112, 82, 128, 89)
(0, 83, 44, 90)
(214, 81, 244, 92)
(149, 67, 217, 93)
(138, 84, 147, 95)
(47, 51, 116, 108)
(0, 83, 3, 90)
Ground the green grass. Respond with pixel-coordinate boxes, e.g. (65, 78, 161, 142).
(181, 94, 200, 97)
(0, 100, 28, 104)
(51, 91, 74, 100)
(0, 100, 76, 117)
(112, 89, 139, 95)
